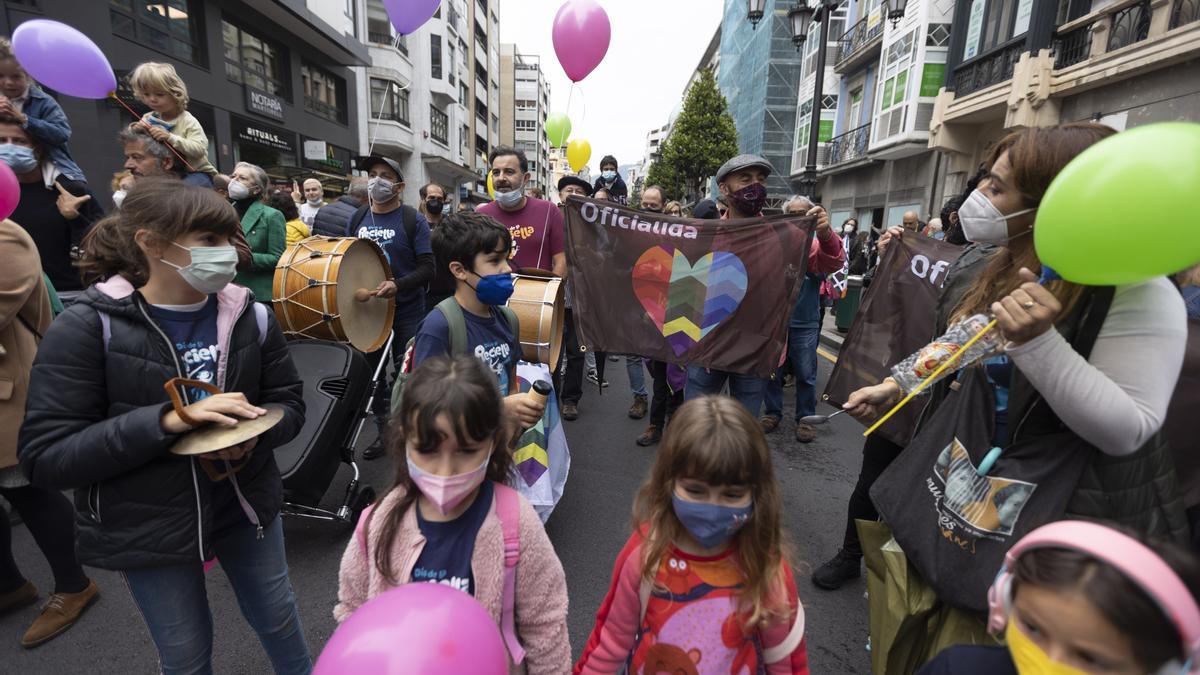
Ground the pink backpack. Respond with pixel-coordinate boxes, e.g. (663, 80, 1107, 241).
(356, 483, 525, 664)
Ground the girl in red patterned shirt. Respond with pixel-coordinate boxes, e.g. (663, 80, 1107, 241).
(575, 396, 809, 675)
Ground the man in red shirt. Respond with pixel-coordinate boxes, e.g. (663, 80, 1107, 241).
(477, 146, 566, 277)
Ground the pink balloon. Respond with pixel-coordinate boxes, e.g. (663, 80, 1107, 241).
(383, 0, 442, 36)
(552, 0, 611, 83)
(315, 584, 508, 675)
(0, 162, 18, 221)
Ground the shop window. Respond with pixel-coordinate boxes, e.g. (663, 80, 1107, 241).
(370, 78, 409, 125)
(223, 19, 290, 99)
(302, 62, 347, 124)
(431, 105, 449, 145)
(110, 0, 205, 65)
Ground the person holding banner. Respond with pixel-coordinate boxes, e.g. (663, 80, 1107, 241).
(760, 195, 844, 443)
(842, 123, 1190, 651)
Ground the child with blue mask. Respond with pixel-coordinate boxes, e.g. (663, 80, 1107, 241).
(575, 396, 811, 674)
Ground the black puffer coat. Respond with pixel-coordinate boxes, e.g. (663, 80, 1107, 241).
(312, 195, 361, 237)
(18, 276, 304, 570)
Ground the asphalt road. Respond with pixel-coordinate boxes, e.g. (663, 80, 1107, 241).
(2, 350, 871, 674)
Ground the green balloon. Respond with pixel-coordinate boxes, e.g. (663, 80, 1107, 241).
(546, 112, 572, 148)
(1035, 122, 1200, 285)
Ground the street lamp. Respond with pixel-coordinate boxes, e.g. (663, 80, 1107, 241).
(747, 0, 767, 29)
(886, 0, 908, 26)
(788, 2, 815, 50)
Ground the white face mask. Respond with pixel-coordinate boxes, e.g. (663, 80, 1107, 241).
(367, 176, 396, 203)
(842, 224, 855, 235)
(227, 180, 252, 201)
(957, 189, 1036, 245)
(494, 183, 524, 208)
(161, 242, 239, 294)
(113, 190, 127, 209)
(306, 196, 322, 206)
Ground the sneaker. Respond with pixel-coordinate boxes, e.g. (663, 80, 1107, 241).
(628, 395, 648, 420)
(636, 425, 662, 447)
(783, 374, 795, 388)
(586, 371, 609, 388)
(759, 415, 781, 434)
(795, 423, 817, 443)
(561, 403, 579, 421)
(21, 580, 99, 648)
(0, 581, 38, 616)
(812, 550, 862, 590)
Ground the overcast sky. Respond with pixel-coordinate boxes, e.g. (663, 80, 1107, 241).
(497, 0, 724, 175)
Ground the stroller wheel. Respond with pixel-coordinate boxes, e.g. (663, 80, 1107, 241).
(350, 485, 377, 527)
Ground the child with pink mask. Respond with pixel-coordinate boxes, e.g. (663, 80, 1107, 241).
(335, 355, 570, 673)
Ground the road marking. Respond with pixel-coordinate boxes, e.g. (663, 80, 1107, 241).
(817, 347, 838, 364)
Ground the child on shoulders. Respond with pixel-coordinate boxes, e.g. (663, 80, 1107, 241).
(130, 62, 217, 187)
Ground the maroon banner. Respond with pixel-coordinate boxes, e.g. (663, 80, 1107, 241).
(823, 234, 963, 446)
(564, 198, 814, 378)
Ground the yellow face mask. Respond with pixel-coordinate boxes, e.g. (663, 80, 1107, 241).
(1007, 621, 1090, 675)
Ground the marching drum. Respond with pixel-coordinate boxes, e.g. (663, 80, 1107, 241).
(507, 270, 564, 366)
(273, 237, 395, 353)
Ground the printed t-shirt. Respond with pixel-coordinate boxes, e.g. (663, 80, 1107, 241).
(477, 197, 563, 272)
(355, 205, 433, 319)
(146, 295, 219, 403)
(299, 201, 322, 226)
(412, 303, 520, 394)
(410, 479, 494, 595)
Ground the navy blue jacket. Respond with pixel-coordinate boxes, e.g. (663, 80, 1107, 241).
(21, 85, 85, 183)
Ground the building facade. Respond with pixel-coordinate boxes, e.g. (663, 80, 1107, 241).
(1, 0, 368, 197)
(718, 0, 804, 208)
(499, 44, 551, 194)
(796, 0, 956, 231)
(928, 0, 1199, 205)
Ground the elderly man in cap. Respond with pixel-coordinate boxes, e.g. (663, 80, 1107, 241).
(554, 175, 593, 420)
(351, 155, 434, 459)
(683, 154, 832, 420)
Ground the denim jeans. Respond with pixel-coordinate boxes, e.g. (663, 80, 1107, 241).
(763, 325, 821, 421)
(626, 355, 648, 398)
(122, 518, 311, 675)
(684, 365, 765, 416)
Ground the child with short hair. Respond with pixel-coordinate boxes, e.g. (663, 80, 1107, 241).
(129, 62, 216, 186)
(575, 396, 810, 674)
(336, 355, 571, 672)
(920, 521, 1200, 675)
(0, 37, 86, 183)
(408, 211, 544, 428)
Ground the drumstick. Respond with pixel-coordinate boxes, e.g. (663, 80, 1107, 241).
(354, 288, 374, 302)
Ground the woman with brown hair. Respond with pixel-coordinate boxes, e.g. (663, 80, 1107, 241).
(842, 123, 1189, 644)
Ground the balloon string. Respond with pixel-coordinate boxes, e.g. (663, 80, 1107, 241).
(366, 80, 395, 158)
(110, 93, 197, 173)
(577, 87, 586, 126)
(565, 83, 575, 137)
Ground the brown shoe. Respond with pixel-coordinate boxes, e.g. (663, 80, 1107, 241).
(0, 580, 38, 616)
(21, 580, 99, 649)
(636, 424, 662, 447)
(759, 416, 781, 434)
(561, 403, 579, 421)
(795, 423, 817, 443)
(628, 395, 648, 420)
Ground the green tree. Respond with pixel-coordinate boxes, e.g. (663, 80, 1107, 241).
(645, 137, 685, 201)
(658, 69, 738, 202)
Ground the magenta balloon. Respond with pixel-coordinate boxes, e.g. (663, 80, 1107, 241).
(383, 0, 443, 35)
(552, 0, 612, 83)
(0, 162, 18, 221)
(314, 584, 508, 675)
(11, 20, 116, 99)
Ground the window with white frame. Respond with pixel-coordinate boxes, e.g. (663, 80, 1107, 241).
(875, 30, 917, 140)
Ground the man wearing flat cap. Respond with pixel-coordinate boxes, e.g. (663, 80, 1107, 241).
(554, 175, 593, 420)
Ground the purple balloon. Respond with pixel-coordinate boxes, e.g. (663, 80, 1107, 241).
(552, 0, 611, 83)
(384, 0, 442, 36)
(11, 20, 116, 100)
(315, 584, 508, 675)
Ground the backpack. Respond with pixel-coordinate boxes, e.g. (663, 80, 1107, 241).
(356, 482, 527, 664)
(346, 203, 419, 245)
(390, 297, 520, 414)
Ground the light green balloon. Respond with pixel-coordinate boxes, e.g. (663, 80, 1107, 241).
(546, 113, 571, 148)
(1035, 122, 1200, 285)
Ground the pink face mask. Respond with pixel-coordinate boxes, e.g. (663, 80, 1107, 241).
(407, 453, 490, 516)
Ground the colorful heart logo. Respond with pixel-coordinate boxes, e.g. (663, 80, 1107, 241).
(632, 245, 748, 356)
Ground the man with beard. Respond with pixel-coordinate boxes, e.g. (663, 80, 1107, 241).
(478, 145, 565, 277)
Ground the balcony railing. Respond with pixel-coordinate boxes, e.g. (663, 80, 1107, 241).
(836, 16, 885, 64)
(953, 39, 1026, 97)
(1173, 0, 1200, 27)
(1053, 24, 1091, 68)
(1108, 0, 1152, 50)
(825, 123, 872, 167)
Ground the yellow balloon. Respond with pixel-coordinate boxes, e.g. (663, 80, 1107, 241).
(486, 172, 495, 199)
(567, 139, 592, 173)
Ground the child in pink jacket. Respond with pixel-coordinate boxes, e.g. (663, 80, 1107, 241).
(335, 356, 570, 673)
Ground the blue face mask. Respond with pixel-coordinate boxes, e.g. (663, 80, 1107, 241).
(601, 170, 617, 181)
(0, 143, 38, 174)
(671, 494, 753, 549)
(471, 271, 515, 306)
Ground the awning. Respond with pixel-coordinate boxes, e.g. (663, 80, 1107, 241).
(264, 165, 352, 194)
(421, 154, 480, 184)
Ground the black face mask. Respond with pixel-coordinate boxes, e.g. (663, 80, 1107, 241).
(425, 198, 444, 215)
(643, 206, 662, 213)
